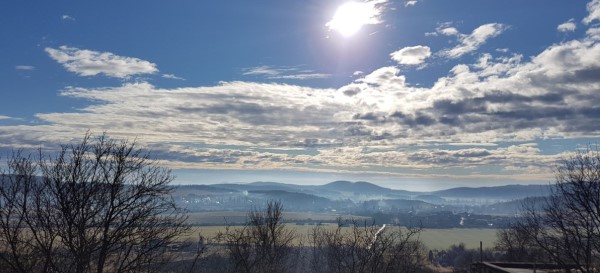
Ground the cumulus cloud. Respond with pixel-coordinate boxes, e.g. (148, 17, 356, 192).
(439, 23, 507, 58)
(583, 0, 600, 25)
(390, 45, 432, 65)
(45, 46, 158, 78)
(3, 5, 600, 181)
(242, 65, 330, 80)
(15, 65, 35, 70)
(557, 19, 577, 32)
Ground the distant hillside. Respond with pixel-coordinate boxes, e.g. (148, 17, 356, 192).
(247, 190, 334, 211)
(432, 184, 552, 200)
(208, 182, 301, 192)
(414, 194, 446, 204)
(478, 196, 548, 215)
(319, 180, 418, 197)
(175, 181, 553, 208)
(175, 184, 237, 193)
(321, 181, 390, 193)
(361, 198, 435, 212)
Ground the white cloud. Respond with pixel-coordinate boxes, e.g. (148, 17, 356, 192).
(405, 1, 417, 7)
(390, 45, 432, 65)
(0, 116, 12, 120)
(439, 23, 507, 59)
(587, 27, 600, 40)
(242, 66, 280, 77)
(242, 65, 330, 80)
(557, 19, 577, 32)
(583, 0, 600, 25)
(45, 46, 158, 78)
(3, 12, 600, 181)
(270, 73, 331, 80)
(162, 74, 185, 80)
(426, 23, 460, 37)
(61, 15, 75, 21)
(439, 27, 459, 36)
(15, 65, 35, 70)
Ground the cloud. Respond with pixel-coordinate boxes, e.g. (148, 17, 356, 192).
(15, 65, 35, 70)
(45, 46, 158, 78)
(390, 45, 432, 65)
(557, 19, 577, 32)
(61, 15, 75, 21)
(242, 65, 330, 80)
(439, 23, 508, 58)
(162, 74, 185, 80)
(439, 27, 459, 36)
(405, 1, 417, 7)
(425, 23, 460, 37)
(583, 0, 600, 25)
(345, 28, 600, 146)
(0, 116, 12, 120)
(2, 9, 600, 181)
(587, 27, 600, 40)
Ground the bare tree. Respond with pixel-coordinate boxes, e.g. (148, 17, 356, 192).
(494, 224, 546, 262)
(310, 219, 424, 273)
(217, 200, 297, 273)
(509, 147, 600, 272)
(0, 133, 189, 273)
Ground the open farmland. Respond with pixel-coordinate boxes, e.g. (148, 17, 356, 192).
(185, 211, 370, 225)
(184, 223, 498, 251)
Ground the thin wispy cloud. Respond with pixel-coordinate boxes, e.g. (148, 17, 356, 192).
(15, 65, 35, 71)
(439, 23, 508, 59)
(405, 1, 418, 7)
(61, 15, 75, 21)
(243, 65, 330, 80)
(162, 74, 185, 80)
(45, 46, 158, 78)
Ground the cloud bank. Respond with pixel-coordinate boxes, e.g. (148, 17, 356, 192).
(4, 1, 599, 182)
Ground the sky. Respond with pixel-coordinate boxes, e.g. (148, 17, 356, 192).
(1, 0, 600, 191)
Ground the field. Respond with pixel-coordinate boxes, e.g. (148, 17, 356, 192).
(185, 211, 370, 225)
(183, 224, 499, 250)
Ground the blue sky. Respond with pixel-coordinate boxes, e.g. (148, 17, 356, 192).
(1, 0, 599, 190)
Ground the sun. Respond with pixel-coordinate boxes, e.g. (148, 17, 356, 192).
(326, 1, 378, 37)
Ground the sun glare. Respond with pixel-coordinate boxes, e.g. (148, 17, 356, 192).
(327, 2, 377, 37)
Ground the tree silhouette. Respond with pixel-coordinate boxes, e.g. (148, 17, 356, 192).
(0, 133, 189, 273)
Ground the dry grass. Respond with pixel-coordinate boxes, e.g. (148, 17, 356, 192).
(180, 224, 498, 250)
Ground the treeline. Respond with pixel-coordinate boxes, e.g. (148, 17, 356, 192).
(181, 201, 426, 273)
